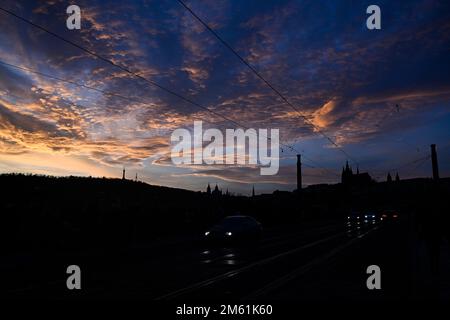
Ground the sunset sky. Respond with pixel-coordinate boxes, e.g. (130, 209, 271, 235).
(0, 0, 449, 194)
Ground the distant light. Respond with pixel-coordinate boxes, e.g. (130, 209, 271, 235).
(365, 215, 368, 218)
(347, 216, 350, 219)
(226, 232, 232, 236)
(372, 215, 376, 218)
(204, 231, 210, 236)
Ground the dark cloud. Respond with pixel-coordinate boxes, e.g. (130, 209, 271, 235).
(0, 102, 58, 134)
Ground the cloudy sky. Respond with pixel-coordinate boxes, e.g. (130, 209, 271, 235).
(0, 0, 449, 194)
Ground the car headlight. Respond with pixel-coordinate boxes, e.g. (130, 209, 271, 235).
(226, 232, 232, 236)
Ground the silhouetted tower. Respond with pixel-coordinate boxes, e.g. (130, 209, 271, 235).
(212, 184, 222, 197)
(252, 185, 255, 197)
(431, 144, 439, 180)
(387, 172, 392, 183)
(297, 154, 302, 191)
(395, 172, 400, 182)
(341, 160, 353, 184)
(206, 183, 211, 195)
(122, 167, 126, 180)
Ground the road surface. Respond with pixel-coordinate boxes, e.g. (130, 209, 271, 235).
(3, 215, 449, 301)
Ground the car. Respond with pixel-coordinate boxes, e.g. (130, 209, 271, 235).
(380, 210, 400, 221)
(346, 212, 362, 222)
(362, 212, 380, 222)
(346, 211, 379, 229)
(346, 212, 364, 235)
(347, 211, 378, 221)
(363, 212, 377, 219)
(203, 215, 262, 244)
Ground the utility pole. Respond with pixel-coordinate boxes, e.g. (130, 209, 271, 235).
(297, 154, 302, 191)
(431, 144, 439, 180)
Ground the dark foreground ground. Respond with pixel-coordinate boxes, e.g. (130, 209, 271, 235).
(2, 213, 449, 304)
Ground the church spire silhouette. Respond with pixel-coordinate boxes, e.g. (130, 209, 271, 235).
(387, 172, 392, 182)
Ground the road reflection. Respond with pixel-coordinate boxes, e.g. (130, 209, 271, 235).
(200, 246, 252, 266)
(346, 218, 380, 237)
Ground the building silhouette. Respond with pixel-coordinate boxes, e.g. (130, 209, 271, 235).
(212, 184, 222, 197)
(387, 172, 393, 183)
(341, 161, 372, 186)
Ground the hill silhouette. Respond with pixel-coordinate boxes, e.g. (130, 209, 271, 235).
(0, 173, 220, 253)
